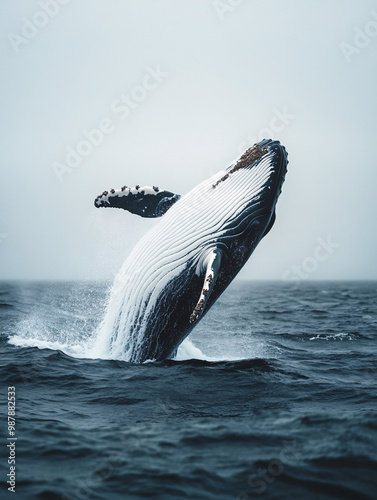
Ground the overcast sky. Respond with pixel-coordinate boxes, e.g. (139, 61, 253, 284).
(0, 0, 376, 281)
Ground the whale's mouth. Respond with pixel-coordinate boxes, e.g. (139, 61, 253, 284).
(212, 143, 268, 188)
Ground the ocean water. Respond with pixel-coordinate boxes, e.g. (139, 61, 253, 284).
(1, 280, 377, 500)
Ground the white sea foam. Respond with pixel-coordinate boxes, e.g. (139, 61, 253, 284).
(175, 338, 213, 361)
(9, 328, 223, 363)
(10, 335, 91, 358)
(7, 310, 217, 362)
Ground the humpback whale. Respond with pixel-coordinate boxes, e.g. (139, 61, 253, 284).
(94, 139, 288, 362)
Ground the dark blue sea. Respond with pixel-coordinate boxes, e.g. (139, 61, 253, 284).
(1, 280, 377, 500)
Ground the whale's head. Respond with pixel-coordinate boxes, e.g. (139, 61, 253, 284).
(186, 139, 288, 246)
(214, 138, 287, 201)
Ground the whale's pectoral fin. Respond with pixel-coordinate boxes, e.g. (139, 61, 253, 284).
(190, 249, 222, 324)
(262, 210, 276, 238)
(94, 185, 181, 218)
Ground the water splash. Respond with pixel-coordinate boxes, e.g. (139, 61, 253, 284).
(6, 282, 268, 363)
(8, 307, 213, 363)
